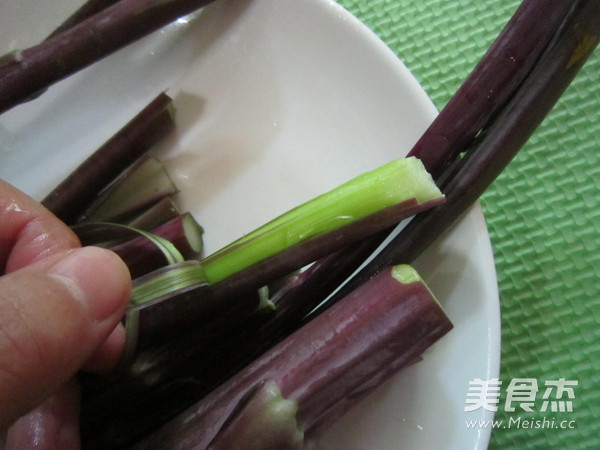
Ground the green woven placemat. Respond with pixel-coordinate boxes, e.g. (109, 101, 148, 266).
(339, 1, 600, 449)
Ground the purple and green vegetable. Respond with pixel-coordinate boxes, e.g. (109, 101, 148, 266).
(1, 0, 598, 448)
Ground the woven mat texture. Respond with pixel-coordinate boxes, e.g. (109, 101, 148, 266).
(339, 1, 600, 449)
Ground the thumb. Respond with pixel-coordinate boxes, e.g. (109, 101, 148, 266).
(0, 246, 131, 427)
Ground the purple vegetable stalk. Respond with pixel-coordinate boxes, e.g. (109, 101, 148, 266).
(42, 92, 175, 224)
(0, 0, 218, 114)
(46, 0, 123, 40)
(11, 0, 123, 103)
(408, 0, 578, 179)
(134, 265, 453, 449)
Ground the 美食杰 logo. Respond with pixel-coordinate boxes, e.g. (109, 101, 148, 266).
(464, 378, 578, 430)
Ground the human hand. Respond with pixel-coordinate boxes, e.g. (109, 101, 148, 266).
(0, 179, 131, 448)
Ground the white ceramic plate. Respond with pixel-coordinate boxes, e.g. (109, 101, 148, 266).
(0, 1, 500, 449)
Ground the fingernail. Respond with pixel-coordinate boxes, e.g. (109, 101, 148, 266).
(49, 247, 131, 322)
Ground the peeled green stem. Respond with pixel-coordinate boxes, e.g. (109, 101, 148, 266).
(201, 157, 442, 283)
(125, 157, 443, 349)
